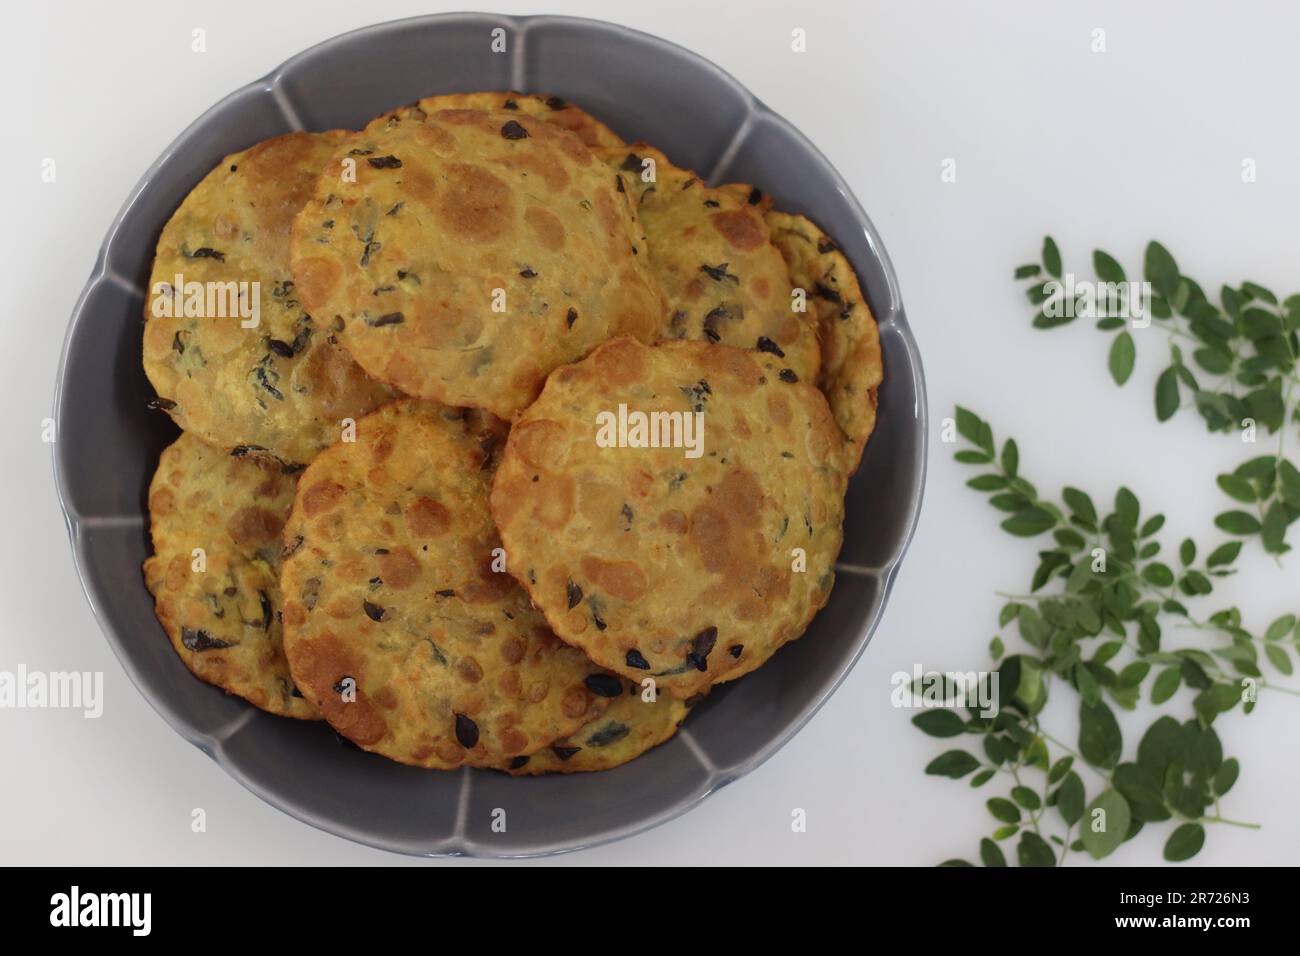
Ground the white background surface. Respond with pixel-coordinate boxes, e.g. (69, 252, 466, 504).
(2, 0, 1297, 865)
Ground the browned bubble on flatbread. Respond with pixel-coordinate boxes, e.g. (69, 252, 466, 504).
(409, 91, 625, 149)
(598, 143, 820, 383)
(766, 211, 883, 474)
(289, 109, 664, 419)
(491, 337, 847, 699)
(280, 398, 612, 768)
(142, 132, 395, 465)
(502, 685, 695, 775)
(142, 434, 317, 719)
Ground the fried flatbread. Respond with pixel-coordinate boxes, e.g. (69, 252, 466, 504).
(143, 433, 317, 719)
(600, 143, 820, 383)
(289, 109, 663, 419)
(410, 91, 625, 149)
(491, 337, 847, 699)
(143, 132, 394, 465)
(503, 686, 693, 774)
(766, 211, 882, 473)
(280, 399, 612, 768)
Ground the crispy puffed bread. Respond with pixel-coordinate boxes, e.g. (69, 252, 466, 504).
(280, 399, 614, 768)
(766, 211, 883, 473)
(503, 685, 694, 775)
(143, 434, 317, 719)
(491, 337, 847, 699)
(143, 132, 395, 465)
(600, 143, 820, 383)
(410, 91, 625, 149)
(289, 109, 664, 419)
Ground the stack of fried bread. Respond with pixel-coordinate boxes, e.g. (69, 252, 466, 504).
(141, 91, 882, 774)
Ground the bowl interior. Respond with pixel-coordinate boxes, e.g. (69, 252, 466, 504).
(54, 13, 925, 857)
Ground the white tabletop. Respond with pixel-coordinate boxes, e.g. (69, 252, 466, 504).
(3, 0, 1297, 865)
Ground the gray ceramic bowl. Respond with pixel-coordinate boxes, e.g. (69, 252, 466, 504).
(53, 13, 926, 857)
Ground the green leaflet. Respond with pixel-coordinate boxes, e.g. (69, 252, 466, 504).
(917, 404, 1289, 866)
(1017, 237, 1300, 557)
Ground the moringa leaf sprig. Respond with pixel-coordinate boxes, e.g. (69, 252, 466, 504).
(919, 407, 1299, 866)
(1015, 239, 1300, 556)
